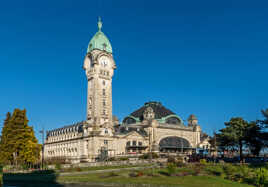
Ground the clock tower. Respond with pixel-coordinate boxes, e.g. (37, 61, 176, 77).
(83, 18, 116, 128)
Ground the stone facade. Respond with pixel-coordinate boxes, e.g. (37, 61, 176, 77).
(44, 19, 210, 163)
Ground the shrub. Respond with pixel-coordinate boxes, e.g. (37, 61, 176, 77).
(0, 173, 2, 186)
(167, 163, 177, 176)
(167, 156, 176, 164)
(45, 157, 68, 165)
(200, 159, 207, 165)
(129, 172, 138, 177)
(223, 164, 237, 180)
(22, 164, 29, 170)
(108, 157, 117, 161)
(108, 172, 118, 177)
(137, 171, 144, 177)
(176, 156, 186, 167)
(55, 163, 61, 171)
(75, 167, 82, 172)
(139, 153, 159, 160)
(206, 165, 224, 177)
(238, 165, 251, 182)
(151, 152, 159, 159)
(254, 168, 268, 187)
(193, 168, 201, 176)
(119, 157, 129, 161)
(31, 170, 55, 174)
(0, 165, 3, 173)
(144, 168, 158, 176)
(265, 163, 268, 170)
(100, 172, 119, 178)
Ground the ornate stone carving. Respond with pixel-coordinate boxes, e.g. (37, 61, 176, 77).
(143, 107, 155, 121)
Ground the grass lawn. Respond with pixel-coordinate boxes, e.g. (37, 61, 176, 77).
(5, 163, 267, 187)
(57, 169, 254, 187)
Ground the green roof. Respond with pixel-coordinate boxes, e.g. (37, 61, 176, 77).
(87, 18, 112, 54)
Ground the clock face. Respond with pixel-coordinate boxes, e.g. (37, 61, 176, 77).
(99, 56, 110, 68)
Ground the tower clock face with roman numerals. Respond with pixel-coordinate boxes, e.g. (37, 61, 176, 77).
(99, 56, 110, 68)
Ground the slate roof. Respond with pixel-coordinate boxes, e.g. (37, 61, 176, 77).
(130, 101, 175, 121)
(47, 121, 85, 137)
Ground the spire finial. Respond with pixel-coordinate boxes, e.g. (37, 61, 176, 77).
(98, 17, 102, 31)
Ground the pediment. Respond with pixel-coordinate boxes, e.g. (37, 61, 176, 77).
(123, 131, 144, 138)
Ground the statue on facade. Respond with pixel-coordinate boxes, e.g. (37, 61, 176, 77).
(143, 107, 155, 121)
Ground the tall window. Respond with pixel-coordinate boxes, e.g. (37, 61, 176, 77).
(104, 140, 108, 145)
(103, 89, 105, 96)
(132, 141, 137, 146)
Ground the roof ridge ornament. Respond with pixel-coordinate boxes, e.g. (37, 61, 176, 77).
(98, 16, 102, 31)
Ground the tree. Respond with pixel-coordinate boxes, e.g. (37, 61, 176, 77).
(260, 109, 268, 128)
(258, 109, 268, 148)
(217, 117, 250, 161)
(245, 121, 264, 156)
(0, 109, 41, 165)
(0, 112, 12, 164)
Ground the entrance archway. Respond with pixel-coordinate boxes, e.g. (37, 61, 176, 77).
(159, 136, 191, 153)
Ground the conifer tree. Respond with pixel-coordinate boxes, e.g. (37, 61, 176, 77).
(261, 109, 268, 127)
(217, 117, 249, 160)
(0, 112, 13, 164)
(0, 109, 41, 165)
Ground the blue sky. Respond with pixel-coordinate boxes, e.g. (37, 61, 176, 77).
(0, 0, 268, 142)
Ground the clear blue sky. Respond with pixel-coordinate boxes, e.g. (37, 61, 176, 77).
(0, 0, 268, 142)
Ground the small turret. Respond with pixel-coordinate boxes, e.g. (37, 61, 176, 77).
(188, 114, 198, 126)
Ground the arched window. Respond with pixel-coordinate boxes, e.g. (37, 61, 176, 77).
(159, 136, 191, 149)
(123, 117, 136, 125)
(166, 117, 180, 125)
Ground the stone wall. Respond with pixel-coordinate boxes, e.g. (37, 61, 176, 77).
(48, 158, 167, 169)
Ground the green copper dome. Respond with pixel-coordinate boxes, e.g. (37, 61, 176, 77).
(87, 18, 113, 54)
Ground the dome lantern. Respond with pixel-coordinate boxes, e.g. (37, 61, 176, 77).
(87, 18, 113, 54)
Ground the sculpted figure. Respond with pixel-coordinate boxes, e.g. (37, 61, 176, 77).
(143, 107, 155, 121)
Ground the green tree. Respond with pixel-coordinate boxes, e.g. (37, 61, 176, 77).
(258, 109, 268, 148)
(0, 109, 41, 165)
(217, 117, 250, 161)
(0, 112, 13, 164)
(245, 121, 264, 156)
(261, 109, 268, 127)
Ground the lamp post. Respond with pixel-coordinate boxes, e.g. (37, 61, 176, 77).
(39, 127, 44, 170)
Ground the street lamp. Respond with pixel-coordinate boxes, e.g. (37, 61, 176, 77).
(39, 127, 44, 170)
